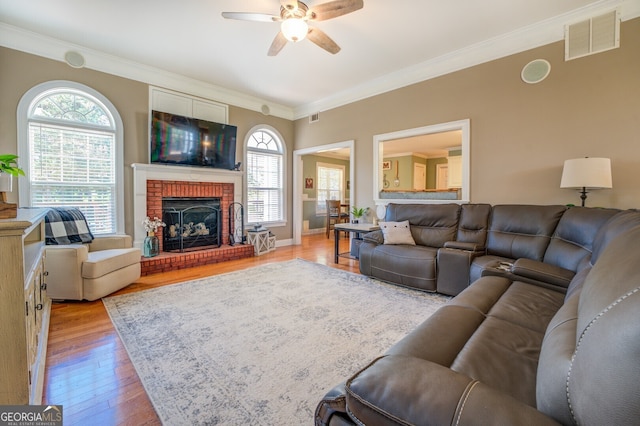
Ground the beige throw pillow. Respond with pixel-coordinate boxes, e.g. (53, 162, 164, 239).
(379, 220, 416, 245)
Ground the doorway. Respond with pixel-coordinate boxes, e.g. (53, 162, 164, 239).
(293, 140, 354, 245)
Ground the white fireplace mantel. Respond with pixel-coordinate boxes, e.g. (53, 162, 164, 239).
(131, 163, 243, 249)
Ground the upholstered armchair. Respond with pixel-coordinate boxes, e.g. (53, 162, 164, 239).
(44, 208, 141, 301)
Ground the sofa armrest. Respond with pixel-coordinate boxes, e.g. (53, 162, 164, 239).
(346, 355, 559, 426)
(512, 258, 574, 289)
(315, 383, 354, 426)
(443, 241, 485, 252)
(88, 234, 133, 252)
(44, 244, 89, 300)
(362, 230, 383, 245)
(437, 247, 484, 296)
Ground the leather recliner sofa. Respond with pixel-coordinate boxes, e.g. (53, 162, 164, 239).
(359, 203, 621, 296)
(316, 207, 640, 425)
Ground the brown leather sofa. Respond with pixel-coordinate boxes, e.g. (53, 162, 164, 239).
(316, 207, 640, 425)
(360, 203, 621, 296)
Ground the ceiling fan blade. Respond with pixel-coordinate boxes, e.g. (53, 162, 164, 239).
(268, 31, 288, 56)
(221, 12, 280, 22)
(307, 26, 340, 54)
(308, 0, 363, 21)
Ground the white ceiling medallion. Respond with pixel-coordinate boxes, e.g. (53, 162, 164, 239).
(64, 51, 85, 68)
(521, 59, 551, 84)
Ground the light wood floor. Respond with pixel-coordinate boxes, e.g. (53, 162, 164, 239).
(43, 234, 358, 425)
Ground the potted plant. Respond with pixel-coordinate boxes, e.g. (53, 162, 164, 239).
(351, 206, 366, 224)
(0, 154, 25, 219)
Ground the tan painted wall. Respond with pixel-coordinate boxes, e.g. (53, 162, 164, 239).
(0, 48, 294, 238)
(294, 18, 640, 211)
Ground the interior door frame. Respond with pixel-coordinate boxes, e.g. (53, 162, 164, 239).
(292, 140, 354, 245)
(413, 163, 426, 190)
(436, 163, 449, 189)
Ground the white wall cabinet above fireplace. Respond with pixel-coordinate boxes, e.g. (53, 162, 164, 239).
(150, 86, 228, 124)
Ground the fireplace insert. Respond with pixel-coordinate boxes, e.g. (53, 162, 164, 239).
(162, 197, 222, 252)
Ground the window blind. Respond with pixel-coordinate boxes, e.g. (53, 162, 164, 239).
(247, 150, 283, 223)
(28, 122, 116, 234)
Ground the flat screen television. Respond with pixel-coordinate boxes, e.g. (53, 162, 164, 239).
(150, 110, 237, 170)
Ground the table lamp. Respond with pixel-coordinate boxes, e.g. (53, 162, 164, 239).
(560, 157, 612, 206)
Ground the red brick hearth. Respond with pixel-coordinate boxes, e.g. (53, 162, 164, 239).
(140, 245, 254, 276)
(141, 179, 253, 275)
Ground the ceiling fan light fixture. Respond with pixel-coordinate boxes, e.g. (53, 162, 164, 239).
(281, 18, 308, 42)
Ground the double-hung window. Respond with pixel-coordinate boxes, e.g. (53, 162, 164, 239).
(246, 128, 285, 225)
(316, 163, 345, 214)
(18, 82, 123, 234)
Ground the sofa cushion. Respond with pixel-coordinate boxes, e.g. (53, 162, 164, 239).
(379, 220, 416, 245)
(486, 205, 566, 261)
(542, 206, 618, 272)
(82, 248, 141, 279)
(363, 244, 439, 291)
(456, 203, 491, 245)
(385, 203, 460, 247)
(449, 281, 564, 406)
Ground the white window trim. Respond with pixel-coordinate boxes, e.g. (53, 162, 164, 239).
(244, 124, 287, 228)
(315, 162, 346, 215)
(17, 80, 125, 234)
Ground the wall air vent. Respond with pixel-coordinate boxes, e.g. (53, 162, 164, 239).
(309, 112, 320, 123)
(565, 9, 620, 61)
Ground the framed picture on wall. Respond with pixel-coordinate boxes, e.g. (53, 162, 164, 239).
(382, 161, 391, 170)
(305, 177, 314, 189)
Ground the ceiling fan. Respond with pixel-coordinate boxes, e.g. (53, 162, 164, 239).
(222, 0, 364, 56)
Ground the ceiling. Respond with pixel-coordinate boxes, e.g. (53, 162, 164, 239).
(0, 1, 633, 118)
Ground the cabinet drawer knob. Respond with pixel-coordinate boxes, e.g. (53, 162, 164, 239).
(36, 303, 43, 311)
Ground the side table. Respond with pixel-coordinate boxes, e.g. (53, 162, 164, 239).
(334, 223, 380, 263)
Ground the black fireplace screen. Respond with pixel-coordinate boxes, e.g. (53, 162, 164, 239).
(162, 197, 222, 252)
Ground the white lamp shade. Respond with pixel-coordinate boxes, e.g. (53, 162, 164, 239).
(281, 18, 308, 42)
(560, 157, 612, 189)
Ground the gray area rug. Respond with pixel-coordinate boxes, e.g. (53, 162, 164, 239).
(103, 259, 449, 425)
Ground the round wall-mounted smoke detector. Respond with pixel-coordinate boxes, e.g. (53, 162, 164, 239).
(261, 104, 271, 115)
(64, 51, 86, 68)
(521, 59, 551, 84)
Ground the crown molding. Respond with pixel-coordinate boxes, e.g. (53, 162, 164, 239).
(0, 23, 296, 121)
(292, 0, 640, 119)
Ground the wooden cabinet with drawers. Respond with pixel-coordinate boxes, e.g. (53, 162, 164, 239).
(0, 208, 50, 404)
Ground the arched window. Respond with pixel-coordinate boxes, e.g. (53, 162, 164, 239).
(245, 127, 285, 225)
(18, 81, 124, 234)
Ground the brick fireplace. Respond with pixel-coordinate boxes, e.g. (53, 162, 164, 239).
(147, 179, 232, 247)
(132, 163, 253, 275)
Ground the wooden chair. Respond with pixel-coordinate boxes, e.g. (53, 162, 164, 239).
(326, 200, 349, 238)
